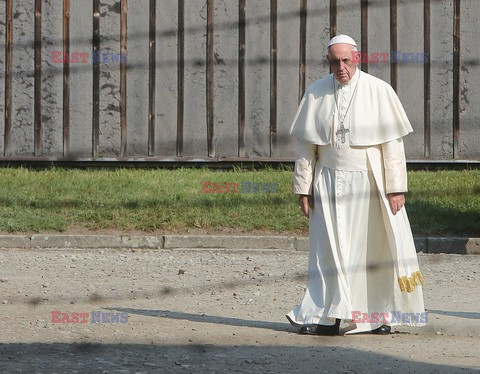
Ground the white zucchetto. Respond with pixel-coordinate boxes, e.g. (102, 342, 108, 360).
(327, 34, 358, 49)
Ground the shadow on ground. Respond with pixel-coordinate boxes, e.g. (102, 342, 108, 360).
(427, 309, 480, 320)
(1, 308, 477, 372)
(106, 307, 291, 332)
(0, 342, 474, 373)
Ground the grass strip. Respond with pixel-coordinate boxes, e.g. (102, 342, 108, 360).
(0, 167, 477, 236)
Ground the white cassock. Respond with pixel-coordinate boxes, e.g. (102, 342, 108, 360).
(287, 68, 426, 334)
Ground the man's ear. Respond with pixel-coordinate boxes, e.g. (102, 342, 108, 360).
(351, 50, 361, 64)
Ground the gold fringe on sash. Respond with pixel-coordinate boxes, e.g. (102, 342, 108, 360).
(398, 271, 425, 293)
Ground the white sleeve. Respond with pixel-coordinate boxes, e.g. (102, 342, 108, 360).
(293, 141, 317, 196)
(381, 138, 408, 194)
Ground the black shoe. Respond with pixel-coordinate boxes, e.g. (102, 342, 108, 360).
(371, 325, 391, 335)
(299, 319, 340, 336)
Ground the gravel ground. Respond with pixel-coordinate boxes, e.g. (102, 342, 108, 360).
(0, 248, 479, 373)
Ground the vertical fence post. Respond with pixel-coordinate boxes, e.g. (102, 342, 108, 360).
(390, 0, 397, 91)
(206, 0, 215, 157)
(270, 0, 277, 156)
(63, 0, 70, 157)
(34, 0, 42, 156)
(238, 0, 246, 157)
(299, 0, 307, 102)
(92, 0, 100, 157)
(120, 0, 128, 157)
(361, 0, 368, 73)
(424, 0, 431, 158)
(4, 0, 13, 156)
(176, 0, 185, 157)
(148, 0, 156, 156)
(453, 0, 460, 159)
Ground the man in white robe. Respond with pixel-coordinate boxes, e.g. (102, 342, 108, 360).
(286, 35, 426, 335)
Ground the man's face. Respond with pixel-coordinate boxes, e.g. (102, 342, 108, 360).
(327, 44, 358, 84)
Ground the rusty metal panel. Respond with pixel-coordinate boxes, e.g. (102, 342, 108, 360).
(360, 0, 368, 73)
(330, 0, 337, 38)
(424, 0, 431, 158)
(390, 0, 397, 91)
(0, 1, 478, 162)
(269, 0, 277, 157)
(148, 0, 156, 156)
(238, 0, 246, 157)
(298, 0, 306, 101)
(92, 0, 100, 157)
(0, 0, 9, 156)
(120, 0, 128, 156)
(63, 0, 70, 157)
(206, 0, 215, 158)
(34, 0, 43, 156)
(452, 0, 460, 159)
(176, 0, 184, 157)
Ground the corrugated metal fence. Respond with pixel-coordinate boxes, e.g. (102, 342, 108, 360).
(0, 0, 479, 162)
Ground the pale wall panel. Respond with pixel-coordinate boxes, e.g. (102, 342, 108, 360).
(245, 0, 270, 157)
(126, 0, 149, 156)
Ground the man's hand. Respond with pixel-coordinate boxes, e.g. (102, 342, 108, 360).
(387, 193, 405, 215)
(299, 195, 314, 218)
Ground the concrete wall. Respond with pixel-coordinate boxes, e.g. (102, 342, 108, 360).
(0, 0, 478, 162)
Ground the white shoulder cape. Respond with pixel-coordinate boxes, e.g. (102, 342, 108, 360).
(289, 70, 413, 146)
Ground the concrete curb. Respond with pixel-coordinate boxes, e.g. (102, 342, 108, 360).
(0, 235, 31, 249)
(0, 234, 478, 254)
(29, 235, 165, 249)
(163, 235, 295, 250)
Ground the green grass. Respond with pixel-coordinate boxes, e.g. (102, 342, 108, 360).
(407, 170, 480, 236)
(0, 167, 478, 236)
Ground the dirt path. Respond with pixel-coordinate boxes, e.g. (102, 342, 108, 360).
(0, 248, 479, 373)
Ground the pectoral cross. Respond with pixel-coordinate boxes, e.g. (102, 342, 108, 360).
(336, 124, 349, 144)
